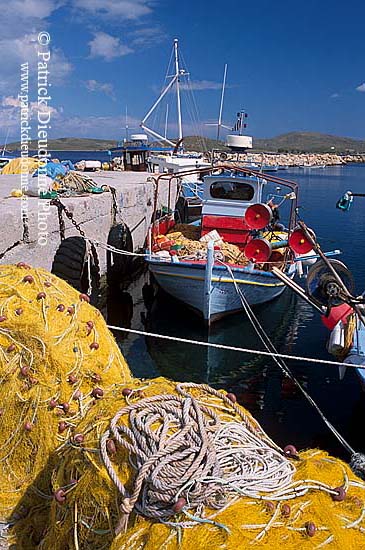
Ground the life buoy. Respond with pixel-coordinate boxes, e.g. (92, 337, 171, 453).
(51, 236, 100, 305)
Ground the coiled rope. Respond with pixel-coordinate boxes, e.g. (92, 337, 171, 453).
(100, 383, 345, 534)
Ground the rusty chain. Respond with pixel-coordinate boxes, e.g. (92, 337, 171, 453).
(50, 198, 86, 240)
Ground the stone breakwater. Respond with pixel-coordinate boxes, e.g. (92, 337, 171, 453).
(225, 153, 365, 167)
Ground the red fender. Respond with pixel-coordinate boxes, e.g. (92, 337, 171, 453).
(321, 303, 353, 330)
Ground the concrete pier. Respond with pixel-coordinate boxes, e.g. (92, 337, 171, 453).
(0, 171, 177, 273)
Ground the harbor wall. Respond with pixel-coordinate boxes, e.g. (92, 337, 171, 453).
(0, 171, 177, 274)
(226, 152, 365, 166)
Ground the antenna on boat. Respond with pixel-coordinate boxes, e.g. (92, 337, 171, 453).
(232, 110, 248, 136)
(217, 64, 227, 141)
(125, 106, 129, 141)
(206, 64, 232, 141)
(140, 38, 187, 148)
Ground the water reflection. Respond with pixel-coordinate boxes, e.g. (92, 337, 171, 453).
(106, 164, 365, 459)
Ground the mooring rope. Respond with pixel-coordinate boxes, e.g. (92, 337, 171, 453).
(222, 263, 365, 473)
(106, 325, 364, 371)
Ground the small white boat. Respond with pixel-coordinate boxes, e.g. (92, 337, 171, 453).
(75, 160, 102, 171)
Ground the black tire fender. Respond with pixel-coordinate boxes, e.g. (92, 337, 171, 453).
(106, 223, 134, 285)
(51, 236, 100, 305)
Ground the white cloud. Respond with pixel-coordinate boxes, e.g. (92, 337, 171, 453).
(3, 0, 61, 20)
(2, 0, 64, 39)
(2, 95, 62, 117)
(0, 34, 72, 98)
(0, 0, 72, 98)
(73, 0, 153, 20)
(0, 94, 63, 140)
(89, 32, 133, 61)
(84, 79, 116, 100)
(330, 93, 339, 99)
(130, 26, 164, 47)
(356, 83, 365, 92)
(180, 80, 224, 91)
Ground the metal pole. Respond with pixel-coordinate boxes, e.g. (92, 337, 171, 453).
(125, 106, 129, 141)
(140, 124, 176, 147)
(174, 39, 183, 142)
(217, 64, 227, 141)
(141, 74, 178, 125)
(164, 103, 169, 140)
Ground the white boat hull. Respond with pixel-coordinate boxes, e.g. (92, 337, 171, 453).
(148, 258, 294, 323)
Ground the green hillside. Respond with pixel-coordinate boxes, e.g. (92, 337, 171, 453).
(3, 132, 365, 153)
(182, 132, 365, 153)
(182, 136, 228, 151)
(5, 137, 118, 151)
(252, 132, 365, 153)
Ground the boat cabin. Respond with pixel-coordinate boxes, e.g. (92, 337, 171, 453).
(201, 171, 266, 248)
(148, 153, 210, 175)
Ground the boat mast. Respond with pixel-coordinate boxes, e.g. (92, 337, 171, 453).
(1, 129, 9, 157)
(140, 39, 187, 148)
(164, 103, 169, 140)
(217, 64, 227, 141)
(174, 39, 183, 143)
(125, 106, 129, 141)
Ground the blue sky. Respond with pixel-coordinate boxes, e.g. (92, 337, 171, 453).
(1, 0, 365, 142)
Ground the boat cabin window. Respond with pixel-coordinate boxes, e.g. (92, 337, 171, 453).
(210, 180, 255, 201)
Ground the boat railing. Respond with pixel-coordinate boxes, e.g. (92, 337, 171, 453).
(150, 164, 299, 244)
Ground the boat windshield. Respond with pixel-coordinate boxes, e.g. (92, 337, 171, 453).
(210, 180, 255, 201)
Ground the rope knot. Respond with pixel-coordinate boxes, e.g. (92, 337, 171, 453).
(120, 497, 134, 515)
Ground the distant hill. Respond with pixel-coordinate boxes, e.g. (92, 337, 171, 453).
(5, 137, 118, 151)
(252, 132, 365, 153)
(182, 132, 365, 153)
(181, 136, 228, 152)
(3, 132, 365, 153)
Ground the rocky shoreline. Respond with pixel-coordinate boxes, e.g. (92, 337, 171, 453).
(228, 152, 365, 167)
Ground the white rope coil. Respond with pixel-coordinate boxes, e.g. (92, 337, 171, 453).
(99, 383, 346, 534)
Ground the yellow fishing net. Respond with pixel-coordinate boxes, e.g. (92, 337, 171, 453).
(12, 377, 365, 550)
(1, 265, 365, 549)
(0, 264, 132, 518)
(166, 227, 248, 264)
(165, 225, 287, 265)
(1, 157, 40, 175)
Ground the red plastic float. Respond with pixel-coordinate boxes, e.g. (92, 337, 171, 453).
(244, 203, 273, 230)
(244, 238, 272, 262)
(288, 227, 315, 254)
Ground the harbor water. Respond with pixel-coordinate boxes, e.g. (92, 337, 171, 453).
(55, 154, 365, 460)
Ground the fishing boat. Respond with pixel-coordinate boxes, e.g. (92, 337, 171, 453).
(145, 165, 303, 324)
(0, 129, 16, 169)
(0, 154, 16, 170)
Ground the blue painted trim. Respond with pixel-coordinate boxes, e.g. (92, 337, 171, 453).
(146, 258, 283, 278)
